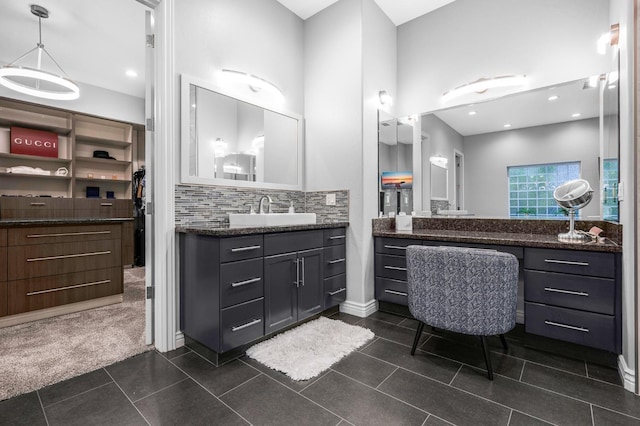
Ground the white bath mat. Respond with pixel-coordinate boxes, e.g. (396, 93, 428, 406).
(245, 316, 375, 381)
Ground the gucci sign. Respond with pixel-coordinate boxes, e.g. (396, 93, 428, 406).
(10, 126, 59, 158)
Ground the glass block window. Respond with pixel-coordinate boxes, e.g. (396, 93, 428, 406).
(602, 158, 619, 221)
(508, 162, 580, 218)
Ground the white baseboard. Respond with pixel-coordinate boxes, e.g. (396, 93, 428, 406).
(175, 331, 185, 349)
(618, 355, 636, 393)
(340, 299, 378, 318)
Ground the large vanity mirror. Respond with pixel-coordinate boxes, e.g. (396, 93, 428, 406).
(382, 68, 620, 222)
(180, 75, 303, 190)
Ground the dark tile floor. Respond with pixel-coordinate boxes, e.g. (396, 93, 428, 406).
(2, 310, 639, 426)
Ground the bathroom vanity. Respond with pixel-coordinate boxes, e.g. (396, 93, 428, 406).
(373, 217, 622, 354)
(177, 222, 347, 364)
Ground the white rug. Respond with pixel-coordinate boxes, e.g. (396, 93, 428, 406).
(245, 316, 374, 381)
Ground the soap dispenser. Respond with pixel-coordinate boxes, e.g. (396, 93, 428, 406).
(288, 201, 295, 213)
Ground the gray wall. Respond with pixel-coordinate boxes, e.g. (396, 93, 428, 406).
(463, 118, 600, 218)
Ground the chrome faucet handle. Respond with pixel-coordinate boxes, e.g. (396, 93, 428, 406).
(245, 203, 255, 214)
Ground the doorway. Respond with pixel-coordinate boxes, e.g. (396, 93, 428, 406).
(454, 149, 464, 210)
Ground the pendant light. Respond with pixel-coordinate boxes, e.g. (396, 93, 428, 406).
(0, 5, 80, 100)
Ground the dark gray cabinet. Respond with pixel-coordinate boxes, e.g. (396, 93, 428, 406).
(323, 228, 347, 308)
(264, 230, 324, 334)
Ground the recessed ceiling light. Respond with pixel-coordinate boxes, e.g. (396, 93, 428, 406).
(572, 113, 581, 118)
(468, 111, 477, 116)
(503, 124, 512, 128)
(125, 69, 138, 78)
(548, 95, 559, 101)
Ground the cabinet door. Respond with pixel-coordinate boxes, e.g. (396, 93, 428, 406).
(298, 248, 323, 321)
(264, 252, 297, 334)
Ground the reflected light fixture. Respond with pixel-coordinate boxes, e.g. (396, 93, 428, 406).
(379, 90, 392, 105)
(597, 23, 620, 55)
(429, 155, 448, 168)
(442, 75, 526, 102)
(0, 5, 80, 100)
(219, 69, 284, 104)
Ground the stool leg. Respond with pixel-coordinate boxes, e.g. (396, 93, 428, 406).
(500, 334, 508, 350)
(480, 336, 494, 380)
(411, 322, 425, 355)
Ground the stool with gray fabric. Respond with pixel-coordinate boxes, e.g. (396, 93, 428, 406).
(406, 245, 519, 380)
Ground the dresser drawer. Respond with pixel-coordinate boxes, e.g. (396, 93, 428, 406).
(374, 237, 417, 256)
(220, 298, 264, 352)
(264, 230, 323, 256)
(524, 270, 615, 315)
(8, 224, 121, 246)
(375, 254, 407, 281)
(323, 245, 346, 277)
(323, 228, 346, 246)
(525, 302, 617, 352)
(220, 235, 264, 263)
(324, 274, 346, 308)
(524, 248, 615, 278)
(8, 239, 121, 280)
(376, 277, 408, 305)
(0, 197, 74, 219)
(8, 267, 123, 315)
(220, 258, 263, 308)
(73, 199, 131, 218)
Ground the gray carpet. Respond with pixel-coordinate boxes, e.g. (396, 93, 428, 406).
(0, 267, 152, 401)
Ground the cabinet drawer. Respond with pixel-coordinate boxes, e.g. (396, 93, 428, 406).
(323, 228, 346, 246)
(0, 229, 6, 246)
(8, 267, 123, 315)
(8, 224, 121, 246)
(220, 258, 264, 308)
(220, 235, 264, 263)
(375, 254, 407, 281)
(264, 230, 323, 256)
(524, 248, 614, 278)
(9, 239, 121, 280)
(524, 270, 615, 315)
(324, 274, 346, 308)
(220, 298, 264, 352)
(376, 277, 408, 305)
(0, 280, 6, 317)
(323, 245, 346, 277)
(374, 237, 417, 255)
(525, 302, 617, 352)
(0, 247, 6, 282)
(74, 199, 131, 218)
(0, 198, 74, 219)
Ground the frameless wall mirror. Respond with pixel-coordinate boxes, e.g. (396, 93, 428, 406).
(378, 110, 414, 215)
(180, 75, 303, 190)
(430, 162, 448, 200)
(412, 74, 619, 221)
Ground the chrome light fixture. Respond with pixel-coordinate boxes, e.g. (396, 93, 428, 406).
(0, 5, 80, 100)
(379, 90, 392, 105)
(442, 75, 526, 102)
(219, 69, 284, 104)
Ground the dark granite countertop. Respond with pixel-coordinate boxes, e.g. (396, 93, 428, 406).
(176, 221, 349, 236)
(0, 218, 133, 227)
(373, 218, 621, 253)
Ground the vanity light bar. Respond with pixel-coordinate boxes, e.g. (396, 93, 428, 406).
(219, 69, 284, 104)
(442, 75, 527, 102)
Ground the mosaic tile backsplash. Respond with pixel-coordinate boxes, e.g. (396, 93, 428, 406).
(175, 184, 349, 227)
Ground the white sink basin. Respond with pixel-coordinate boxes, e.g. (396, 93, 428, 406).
(229, 213, 317, 227)
(436, 209, 472, 216)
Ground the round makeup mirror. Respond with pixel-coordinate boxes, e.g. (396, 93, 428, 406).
(553, 179, 594, 242)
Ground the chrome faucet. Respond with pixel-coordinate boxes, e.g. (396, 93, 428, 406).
(258, 196, 273, 214)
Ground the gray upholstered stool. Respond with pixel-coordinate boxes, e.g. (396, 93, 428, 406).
(406, 245, 519, 380)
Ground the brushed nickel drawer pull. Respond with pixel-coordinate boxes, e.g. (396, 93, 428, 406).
(544, 287, 589, 297)
(29, 202, 46, 206)
(230, 245, 261, 253)
(27, 230, 112, 238)
(384, 289, 408, 297)
(544, 320, 589, 333)
(27, 279, 111, 296)
(329, 235, 346, 240)
(384, 245, 407, 250)
(231, 318, 262, 332)
(328, 258, 346, 264)
(544, 259, 589, 267)
(384, 265, 407, 271)
(100, 203, 113, 206)
(27, 251, 111, 262)
(231, 277, 261, 288)
(328, 287, 346, 296)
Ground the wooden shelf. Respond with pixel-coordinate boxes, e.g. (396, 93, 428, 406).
(75, 177, 132, 184)
(1, 172, 71, 180)
(0, 152, 72, 164)
(75, 156, 130, 166)
(75, 134, 131, 148)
